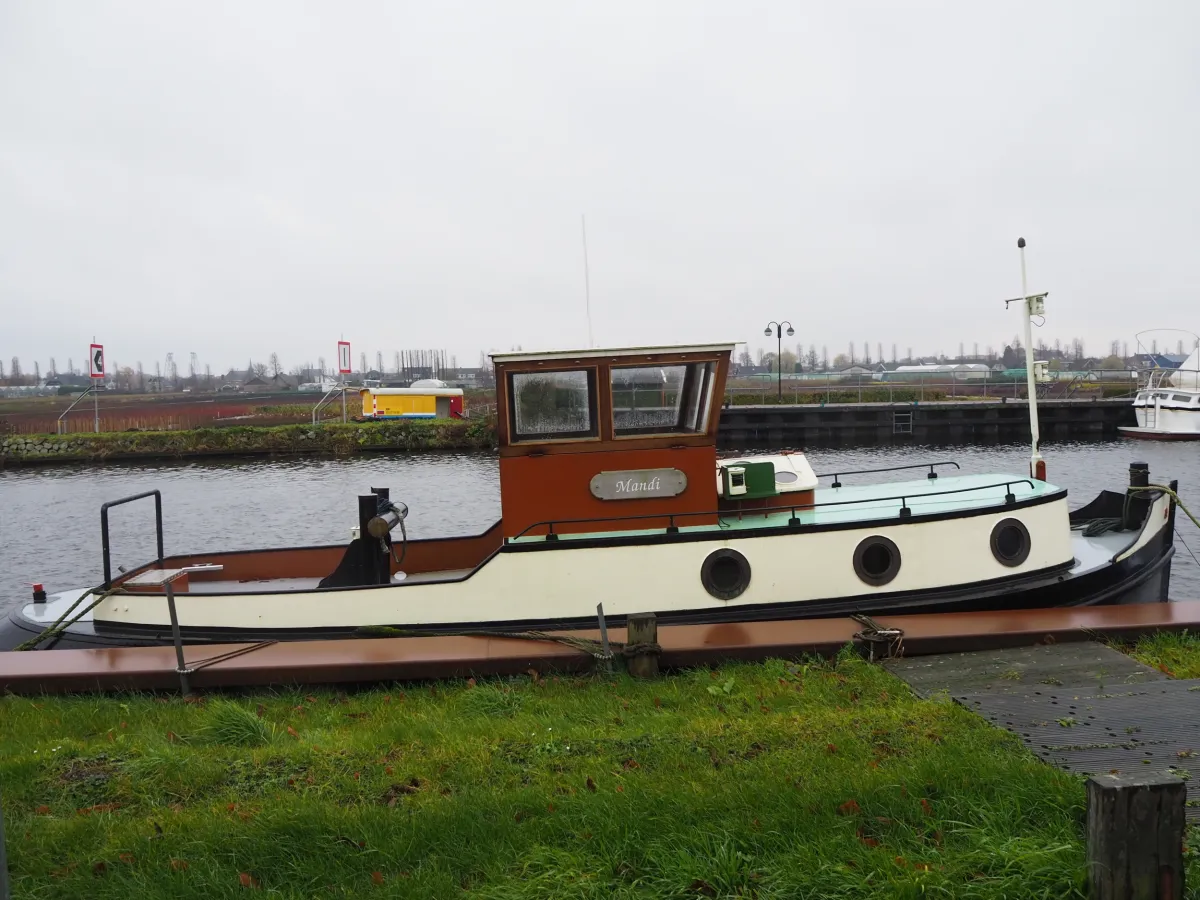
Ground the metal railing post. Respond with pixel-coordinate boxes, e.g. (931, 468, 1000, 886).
(165, 580, 190, 695)
(596, 603, 613, 674)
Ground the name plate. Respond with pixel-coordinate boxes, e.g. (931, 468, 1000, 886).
(589, 468, 687, 500)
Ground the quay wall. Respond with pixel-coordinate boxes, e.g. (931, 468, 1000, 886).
(719, 398, 1136, 448)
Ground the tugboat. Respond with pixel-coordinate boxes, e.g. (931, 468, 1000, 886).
(0, 242, 1181, 651)
(1, 339, 1179, 651)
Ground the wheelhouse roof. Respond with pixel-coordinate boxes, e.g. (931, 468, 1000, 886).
(489, 342, 738, 364)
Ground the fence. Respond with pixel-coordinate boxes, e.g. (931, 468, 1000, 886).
(724, 376, 1140, 406)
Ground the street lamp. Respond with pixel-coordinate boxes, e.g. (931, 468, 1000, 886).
(764, 320, 795, 401)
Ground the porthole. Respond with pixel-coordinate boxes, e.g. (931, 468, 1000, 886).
(990, 518, 1031, 567)
(775, 470, 799, 485)
(701, 548, 751, 600)
(853, 536, 901, 587)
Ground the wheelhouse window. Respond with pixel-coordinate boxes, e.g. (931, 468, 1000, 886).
(1172, 394, 1194, 404)
(611, 361, 716, 436)
(508, 369, 598, 441)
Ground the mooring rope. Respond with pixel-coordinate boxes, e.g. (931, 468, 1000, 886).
(14, 587, 123, 651)
(353, 624, 619, 659)
(1128, 484, 1200, 531)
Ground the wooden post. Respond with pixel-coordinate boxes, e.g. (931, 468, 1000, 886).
(625, 613, 659, 679)
(1086, 771, 1185, 900)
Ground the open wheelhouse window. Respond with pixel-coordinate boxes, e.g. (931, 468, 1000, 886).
(508, 368, 599, 442)
(610, 361, 716, 437)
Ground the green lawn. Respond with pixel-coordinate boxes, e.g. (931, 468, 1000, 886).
(0, 650, 1100, 898)
(1126, 629, 1200, 679)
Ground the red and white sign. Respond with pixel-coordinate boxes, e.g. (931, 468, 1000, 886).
(337, 341, 352, 374)
(89, 343, 105, 379)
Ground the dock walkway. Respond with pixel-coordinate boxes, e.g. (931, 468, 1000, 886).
(886, 643, 1200, 818)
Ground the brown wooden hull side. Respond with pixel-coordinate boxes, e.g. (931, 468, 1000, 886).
(499, 445, 719, 537)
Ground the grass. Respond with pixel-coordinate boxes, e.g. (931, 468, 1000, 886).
(1, 419, 497, 464)
(0, 650, 1127, 899)
(1126, 629, 1200, 679)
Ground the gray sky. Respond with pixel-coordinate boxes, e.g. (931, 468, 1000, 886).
(2, 0, 1198, 375)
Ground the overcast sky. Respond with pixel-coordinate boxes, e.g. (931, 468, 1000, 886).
(2, 1, 1198, 375)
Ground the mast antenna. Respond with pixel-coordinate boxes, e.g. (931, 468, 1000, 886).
(581, 214, 593, 348)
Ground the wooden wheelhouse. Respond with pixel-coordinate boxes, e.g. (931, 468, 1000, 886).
(491, 343, 736, 538)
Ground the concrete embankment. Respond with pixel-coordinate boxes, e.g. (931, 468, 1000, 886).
(0, 420, 496, 466)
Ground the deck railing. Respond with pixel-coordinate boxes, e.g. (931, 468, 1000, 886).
(813, 460, 960, 488)
(510, 478, 1037, 542)
(100, 490, 165, 589)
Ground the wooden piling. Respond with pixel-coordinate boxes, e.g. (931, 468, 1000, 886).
(625, 613, 660, 679)
(1086, 771, 1185, 900)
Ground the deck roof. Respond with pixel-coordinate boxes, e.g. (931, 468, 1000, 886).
(490, 342, 738, 364)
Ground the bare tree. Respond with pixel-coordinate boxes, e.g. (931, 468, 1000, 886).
(67, 358, 74, 375)
(34, 361, 41, 384)
(204, 364, 212, 390)
(958, 342, 965, 361)
(973, 342, 979, 359)
(821, 346, 829, 370)
(317, 356, 326, 377)
(805, 344, 818, 370)
(890, 344, 897, 364)
(1151, 339, 1158, 354)
(252, 361, 268, 378)
(848, 343, 855, 364)
(906, 347, 913, 363)
(136, 362, 145, 392)
(269, 353, 282, 377)
(876, 343, 883, 364)
(48, 357, 57, 376)
(737, 348, 752, 367)
(863, 343, 870, 364)
(359, 352, 368, 375)
(10, 357, 22, 384)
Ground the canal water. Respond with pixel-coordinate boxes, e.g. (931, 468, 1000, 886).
(2, 440, 1198, 615)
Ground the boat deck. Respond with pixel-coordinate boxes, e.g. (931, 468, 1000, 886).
(509, 473, 1061, 543)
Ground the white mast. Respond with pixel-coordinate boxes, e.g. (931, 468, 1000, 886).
(1017, 237, 1045, 480)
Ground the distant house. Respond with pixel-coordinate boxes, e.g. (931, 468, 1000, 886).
(731, 364, 771, 376)
(838, 364, 875, 376)
(1129, 353, 1186, 370)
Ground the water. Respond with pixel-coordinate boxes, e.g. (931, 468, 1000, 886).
(2, 441, 1198, 614)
